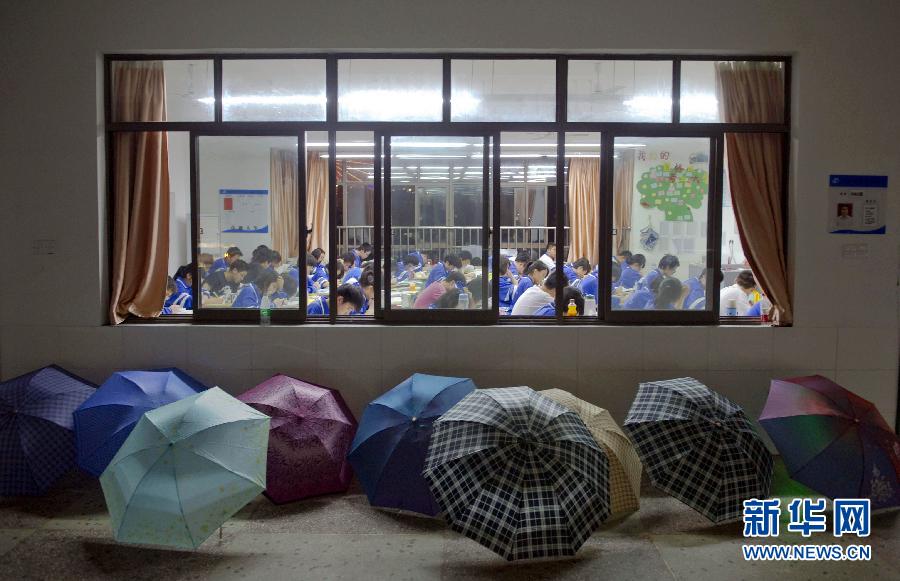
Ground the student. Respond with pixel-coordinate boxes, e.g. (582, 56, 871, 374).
(202, 259, 249, 296)
(534, 287, 584, 317)
(307, 283, 365, 316)
(353, 268, 375, 315)
(647, 277, 687, 310)
(511, 261, 549, 308)
(720, 271, 757, 316)
(395, 254, 420, 283)
(212, 247, 243, 272)
(624, 274, 661, 310)
(569, 258, 591, 284)
(615, 250, 632, 265)
(273, 274, 298, 305)
(498, 256, 515, 314)
(511, 270, 563, 316)
(340, 252, 362, 284)
(682, 270, 707, 310)
(618, 254, 646, 289)
(244, 247, 272, 285)
(198, 253, 214, 279)
(639, 254, 680, 291)
(232, 269, 279, 309)
(162, 276, 190, 313)
(465, 277, 483, 309)
(459, 250, 473, 269)
(352, 243, 373, 267)
(425, 254, 461, 287)
(270, 250, 284, 273)
(434, 288, 461, 309)
(539, 243, 556, 270)
(309, 250, 328, 287)
(414, 271, 466, 309)
(512, 251, 530, 280)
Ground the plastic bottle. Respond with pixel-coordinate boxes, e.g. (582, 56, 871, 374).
(566, 299, 578, 317)
(759, 296, 772, 322)
(584, 295, 597, 317)
(260, 296, 272, 326)
(725, 298, 738, 317)
(457, 292, 469, 310)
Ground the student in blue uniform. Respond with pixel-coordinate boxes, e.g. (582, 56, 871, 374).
(618, 254, 646, 289)
(646, 277, 686, 310)
(212, 247, 243, 272)
(498, 257, 515, 314)
(426, 254, 461, 287)
(624, 273, 661, 310)
(162, 276, 191, 314)
(353, 268, 375, 315)
(340, 252, 362, 284)
(244, 247, 272, 285)
(639, 254, 680, 291)
(615, 250, 632, 266)
(395, 254, 421, 283)
(568, 258, 591, 285)
(512, 251, 530, 281)
(511, 261, 549, 308)
(165, 264, 194, 310)
(232, 270, 280, 309)
(352, 243, 373, 267)
(534, 287, 584, 317)
(681, 270, 707, 310)
(307, 283, 365, 316)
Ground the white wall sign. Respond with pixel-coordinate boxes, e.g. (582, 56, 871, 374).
(219, 189, 269, 234)
(828, 175, 887, 235)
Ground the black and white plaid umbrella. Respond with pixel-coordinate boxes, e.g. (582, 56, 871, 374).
(422, 386, 610, 561)
(623, 377, 773, 523)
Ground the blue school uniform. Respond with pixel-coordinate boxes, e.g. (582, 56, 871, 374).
(746, 301, 762, 316)
(580, 274, 599, 302)
(533, 303, 556, 317)
(211, 257, 227, 272)
(624, 288, 654, 310)
(682, 277, 705, 310)
(637, 268, 662, 291)
(511, 277, 534, 307)
(232, 284, 261, 308)
(508, 260, 519, 277)
(499, 276, 515, 311)
(353, 251, 363, 268)
(342, 266, 362, 285)
(307, 296, 329, 315)
(396, 268, 414, 283)
(645, 299, 676, 310)
(618, 267, 641, 289)
(563, 264, 579, 283)
(425, 263, 447, 287)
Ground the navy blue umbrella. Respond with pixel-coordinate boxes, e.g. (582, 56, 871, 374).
(0, 366, 96, 495)
(73, 370, 204, 477)
(348, 374, 476, 516)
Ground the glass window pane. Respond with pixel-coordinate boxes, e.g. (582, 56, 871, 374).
(567, 60, 672, 122)
(112, 60, 214, 122)
(305, 131, 331, 317)
(338, 59, 442, 121)
(335, 131, 375, 317)
(223, 59, 326, 121)
(612, 137, 712, 313)
(451, 60, 556, 122)
(197, 135, 299, 312)
(681, 60, 785, 123)
(388, 136, 488, 312)
(498, 132, 558, 317)
(564, 133, 602, 319)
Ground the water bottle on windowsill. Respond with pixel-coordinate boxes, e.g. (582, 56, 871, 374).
(260, 296, 272, 326)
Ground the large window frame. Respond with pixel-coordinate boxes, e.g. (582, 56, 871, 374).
(104, 52, 791, 326)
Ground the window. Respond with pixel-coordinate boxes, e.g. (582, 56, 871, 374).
(105, 53, 790, 326)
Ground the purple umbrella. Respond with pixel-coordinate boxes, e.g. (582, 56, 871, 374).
(238, 374, 357, 504)
(760, 375, 900, 509)
(1, 366, 96, 495)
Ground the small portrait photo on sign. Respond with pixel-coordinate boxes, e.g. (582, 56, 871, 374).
(834, 203, 855, 229)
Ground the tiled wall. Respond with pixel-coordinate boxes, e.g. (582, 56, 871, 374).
(2, 324, 895, 429)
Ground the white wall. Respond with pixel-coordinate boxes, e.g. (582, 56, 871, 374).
(1, 0, 897, 427)
(167, 131, 191, 275)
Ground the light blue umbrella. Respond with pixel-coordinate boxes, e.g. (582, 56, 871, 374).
(100, 387, 269, 549)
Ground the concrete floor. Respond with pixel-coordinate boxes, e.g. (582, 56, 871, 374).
(1, 466, 898, 581)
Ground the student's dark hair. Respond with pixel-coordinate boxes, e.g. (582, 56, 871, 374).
(281, 275, 298, 298)
(255, 244, 271, 252)
(444, 271, 466, 286)
(545, 242, 556, 252)
(656, 277, 684, 307)
(543, 270, 565, 290)
(251, 247, 272, 264)
(359, 268, 375, 289)
(228, 259, 250, 273)
(698, 269, 708, 282)
(471, 257, 482, 267)
(562, 287, 585, 316)
(658, 254, 680, 270)
(174, 263, 194, 281)
(225, 246, 243, 257)
(515, 251, 531, 264)
(402, 254, 419, 267)
(459, 250, 473, 261)
(306, 254, 318, 268)
(499, 256, 510, 274)
(198, 253, 214, 266)
(435, 288, 461, 309)
(466, 277, 484, 305)
(340, 251, 356, 265)
(735, 270, 756, 289)
(573, 257, 591, 272)
(444, 254, 462, 269)
(255, 270, 279, 294)
(357, 242, 373, 253)
(336, 283, 365, 310)
(335, 260, 346, 278)
(627, 254, 646, 268)
(611, 261, 621, 282)
(617, 250, 632, 260)
(311, 248, 325, 260)
(270, 250, 282, 264)
(166, 276, 177, 293)
(524, 261, 549, 275)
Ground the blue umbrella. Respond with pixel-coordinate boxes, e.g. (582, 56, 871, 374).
(74, 370, 203, 477)
(1, 366, 96, 495)
(348, 373, 475, 516)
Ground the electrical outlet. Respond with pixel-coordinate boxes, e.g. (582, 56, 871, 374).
(32, 239, 57, 255)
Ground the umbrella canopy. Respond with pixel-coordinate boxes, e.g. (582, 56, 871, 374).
(238, 374, 357, 504)
(760, 375, 900, 509)
(74, 370, 204, 477)
(541, 388, 642, 517)
(348, 373, 476, 516)
(100, 387, 269, 549)
(0, 366, 96, 496)
(423, 386, 610, 561)
(623, 377, 773, 523)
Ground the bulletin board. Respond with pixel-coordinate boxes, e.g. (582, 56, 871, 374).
(219, 189, 269, 233)
(827, 175, 887, 235)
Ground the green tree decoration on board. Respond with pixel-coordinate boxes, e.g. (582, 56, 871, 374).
(636, 163, 709, 222)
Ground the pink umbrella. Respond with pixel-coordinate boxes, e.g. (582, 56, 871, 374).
(238, 374, 357, 504)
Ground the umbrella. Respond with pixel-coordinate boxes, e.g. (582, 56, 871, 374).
(760, 374, 900, 509)
(423, 386, 610, 561)
(0, 366, 96, 496)
(74, 370, 204, 477)
(541, 388, 642, 517)
(623, 377, 773, 523)
(348, 373, 476, 516)
(100, 387, 269, 549)
(237, 374, 357, 504)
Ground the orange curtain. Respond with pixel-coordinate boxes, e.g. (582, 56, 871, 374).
(717, 61, 792, 324)
(270, 149, 299, 259)
(109, 62, 170, 324)
(613, 150, 635, 254)
(306, 152, 328, 253)
(566, 157, 600, 265)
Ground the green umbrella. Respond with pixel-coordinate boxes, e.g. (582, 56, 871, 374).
(100, 387, 269, 549)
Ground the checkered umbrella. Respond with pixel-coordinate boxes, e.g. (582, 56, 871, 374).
(541, 389, 642, 517)
(423, 387, 610, 561)
(623, 378, 773, 523)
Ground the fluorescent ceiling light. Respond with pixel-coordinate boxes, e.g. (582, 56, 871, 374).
(199, 94, 326, 106)
(392, 142, 473, 148)
(339, 89, 442, 121)
(308, 142, 375, 147)
(396, 154, 468, 159)
(623, 95, 672, 120)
